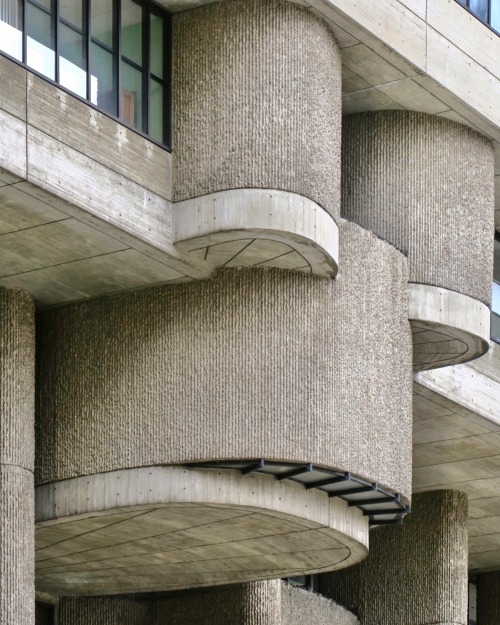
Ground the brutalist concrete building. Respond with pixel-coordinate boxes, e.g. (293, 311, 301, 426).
(1, 0, 500, 623)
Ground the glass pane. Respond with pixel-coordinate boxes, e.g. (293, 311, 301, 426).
(0, 0, 23, 60)
(27, 0, 56, 79)
(149, 79, 163, 142)
(90, 0, 116, 114)
(493, 282, 500, 315)
(90, 42, 115, 113)
(59, 0, 86, 98)
(150, 13, 163, 79)
(491, 0, 500, 30)
(121, 61, 143, 130)
(469, 0, 488, 21)
(121, 0, 142, 66)
(91, 0, 112, 46)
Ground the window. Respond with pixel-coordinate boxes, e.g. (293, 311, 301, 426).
(0, 0, 171, 147)
(456, 0, 500, 33)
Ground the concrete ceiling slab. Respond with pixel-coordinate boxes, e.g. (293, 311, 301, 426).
(413, 382, 500, 573)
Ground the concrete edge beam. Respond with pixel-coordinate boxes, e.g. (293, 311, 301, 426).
(409, 282, 490, 371)
(173, 189, 339, 278)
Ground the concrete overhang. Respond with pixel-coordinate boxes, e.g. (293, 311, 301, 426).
(414, 341, 500, 573)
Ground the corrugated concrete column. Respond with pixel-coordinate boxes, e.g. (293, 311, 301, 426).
(342, 111, 494, 305)
(477, 572, 500, 625)
(57, 580, 359, 625)
(0, 288, 35, 625)
(173, 0, 342, 219)
(318, 490, 469, 625)
(58, 581, 283, 625)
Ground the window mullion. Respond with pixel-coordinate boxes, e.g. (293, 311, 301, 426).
(142, 1, 149, 134)
(114, 0, 120, 118)
(54, 0, 58, 81)
(85, 0, 90, 101)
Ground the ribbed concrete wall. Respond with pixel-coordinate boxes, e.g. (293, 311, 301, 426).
(281, 584, 358, 625)
(57, 581, 358, 625)
(35, 220, 412, 499)
(0, 289, 35, 625)
(58, 582, 281, 625)
(173, 0, 342, 218)
(318, 490, 469, 625)
(477, 572, 500, 625)
(342, 111, 494, 305)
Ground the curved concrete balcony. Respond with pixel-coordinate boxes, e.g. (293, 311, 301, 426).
(410, 284, 490, 371)
(34, 467, 368, 595)
(173, 189, 339, 278)
(34, 221, 412, 593)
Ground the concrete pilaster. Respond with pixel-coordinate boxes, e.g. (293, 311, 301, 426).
(318, 490, 469, 625)
(477, 572, 500, 625)
(0, 288, 35, 625)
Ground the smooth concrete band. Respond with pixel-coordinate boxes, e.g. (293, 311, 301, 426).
(57, 580, 359, 625)
(342, 111, 494, 306)
(34, 467, 368, 595)
(318, 490, 469, 625)
(0, 288, 35, 625)
(36, 220, 412, 500)
(409, 283, 490, 370)
(173, 0, 342, 219)
(173, 189, 339, 278)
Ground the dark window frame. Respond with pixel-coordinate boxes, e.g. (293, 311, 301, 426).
(455, 0, 500, 35)
(0, 0, 171, 149)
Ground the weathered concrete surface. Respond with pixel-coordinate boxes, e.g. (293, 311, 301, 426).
(34, 467, 367, 595)
(36, 220, 412, 500)
(56, 580, 358, 625)
(342, 111, 494, 307)
(173, 0, 342, 219)
(0, 288, 35, 625)
(409, 284, 490, 371)
(318, 491, 469, 625)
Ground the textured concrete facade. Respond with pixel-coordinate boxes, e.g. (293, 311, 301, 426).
(35, 220, 412, 499)
(318, 490, 469, 625)
(57, 581, 358, 625)
(477, 572, 500, 625)
(0, 289, 35, 625)
(173, 0, 342, 218)
(342, 111, 494, 305)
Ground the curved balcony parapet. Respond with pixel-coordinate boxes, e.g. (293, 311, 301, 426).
(342, 111, 494, 308)
(173, 189, 339, 278)
(409, 283, 490, 371)
(173, 0, 342, 219)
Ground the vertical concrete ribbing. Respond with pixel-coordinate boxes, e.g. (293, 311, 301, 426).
(58, 582, 283, 625)
(57, 581, 358, 625)
(342, 111, 494, 305)
(0, 288, 35, 625)
(318, 490, 468, 625)
(36, 223, 412, 501)
(173, 0, 342, 218)
(477, 572, 500, 625)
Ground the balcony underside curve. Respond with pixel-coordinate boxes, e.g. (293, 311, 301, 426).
(409, 283, 490, 371)
(173, 189, 339, 278)
(34, 467, 368, 596)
